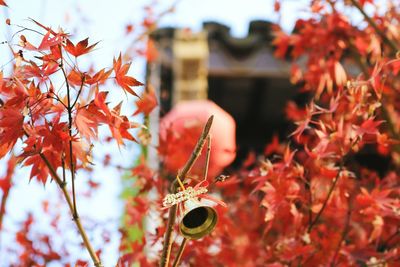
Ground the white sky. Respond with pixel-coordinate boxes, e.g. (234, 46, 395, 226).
(0, 0, 309, 265)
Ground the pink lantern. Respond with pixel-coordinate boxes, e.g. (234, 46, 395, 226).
(159, 100, 236, 179)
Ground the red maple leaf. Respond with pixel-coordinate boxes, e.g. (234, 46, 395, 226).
(23, 153, 51, 184)
(38, 30, 64, 50)
(113, 53, 143, 96)
(108, 102, 137, 146)
(94, 88, 111, 118)
(22, 60, 58, 83)
(40, 45, 62, 62)
(0, 107, 24, 158)
(75, 106, 99, 141)
(86, 68, 112, 85)
(20, 30, 64, 51)
(133, 86, 158, 115)
(64, 38, 98, 57)
(356, 187, 398, 217)
(75, 102, 107, 141)
(67, 69, 84, 86)
(354, 118, 384, 137)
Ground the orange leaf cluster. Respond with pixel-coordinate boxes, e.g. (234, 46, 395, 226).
(0, 20, 150, 184)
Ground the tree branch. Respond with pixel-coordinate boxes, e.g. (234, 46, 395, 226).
(203, 135, 211, 180)
(40, 153, 102, 267)
(179, 116, 214, 179)
(349, 0, 399, 53)
(159, 115, 214, 267)
(0, 156, 16, 245)
(172, 238, 188, 267)
(71, 75, 86, 109)
(59, 50, 78, 219)
(0, 177, 12, 234)
(308, 161, 344, 233)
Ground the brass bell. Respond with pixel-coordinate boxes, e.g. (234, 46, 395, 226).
(179, 199, 218, 240)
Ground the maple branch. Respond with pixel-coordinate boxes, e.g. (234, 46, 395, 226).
(48, 92, 69, 110)
(39, 153, 103, 267)
(308, 160, 344, 233)
(169, 135, 211, 267)
(59, 52, 78, 219)
(0, 178, 11, 235)
(43, 49, 102, 266)
(61, 154, 66, 184)
(349, 0, 399, 53)
(71, 75, 86, 109)
(179, 116, 214, 179)
(159, 115, 214, 267)
(203, 135, 211, 180)
(160, 200, 178, 267)
(11, 25, 44, 40)
(0, 157, 15, 243)
(172, 238, 188, 267)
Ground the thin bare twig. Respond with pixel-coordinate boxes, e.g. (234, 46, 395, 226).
(170, 134, 212, 267)
(61, 153, 66, 185)
(39, 153, 102, 267)
(0, 189, 10, 234)
(172, 238, 188, 267)
(71, 75, 86, 109)
(178, 116, 214, 179)
(160, 200, 178, 267)
(308, 161, 344, 233)
(203, 135, 211, 181)
(159, 115, 214, 267)
(0, 176, 12, 234)
(59, 50, 78, 219)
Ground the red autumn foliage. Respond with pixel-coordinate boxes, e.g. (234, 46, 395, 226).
(121, 1, 400, 266)
(0, 12, 143, 265)
(1, 0, 400, 266)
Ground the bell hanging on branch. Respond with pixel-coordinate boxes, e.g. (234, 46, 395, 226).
(178, 199, 218, 240)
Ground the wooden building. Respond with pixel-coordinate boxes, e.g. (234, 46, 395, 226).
(146, 20, 303, 167)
